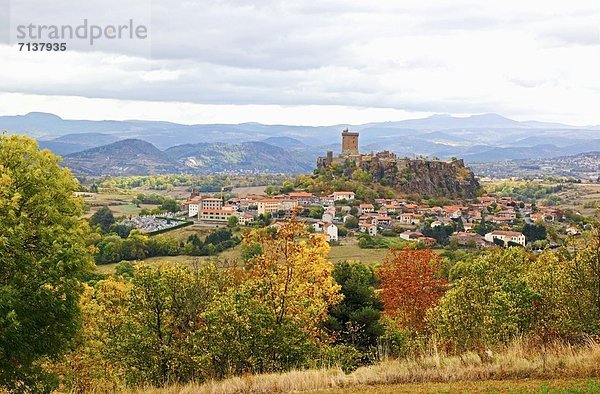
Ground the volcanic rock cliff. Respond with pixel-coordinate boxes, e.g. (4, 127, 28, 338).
(333, 155, 480, 198)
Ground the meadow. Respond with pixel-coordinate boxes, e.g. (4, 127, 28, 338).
(127, 341, 600, 394)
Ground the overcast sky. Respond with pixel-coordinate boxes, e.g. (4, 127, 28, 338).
(1, 0, 600, 125)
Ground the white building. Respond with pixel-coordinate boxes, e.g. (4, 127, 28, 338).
(359, 222, 377, 236)
(237, 212, 255, 225)
(199, 208, 237, 223)
(324, 223, 338, 242)
(332, 191, 355, 201)
(484, 230, 526, 246)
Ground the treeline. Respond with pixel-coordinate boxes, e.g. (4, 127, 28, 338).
(491, 182, 564, 204)
(94, 228, 239, 264)
(54, 222, 348, 390)
(88, 174, 294, 191)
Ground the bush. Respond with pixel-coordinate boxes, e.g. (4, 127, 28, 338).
(317, 345, 362, 373)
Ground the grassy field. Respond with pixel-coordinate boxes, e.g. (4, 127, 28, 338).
(556, 183, 600, 216)
(328, 243, 391, 264)
(95, 240, 396, 274)
(95, 248, 243, 274)
(127, 342, 600, 394)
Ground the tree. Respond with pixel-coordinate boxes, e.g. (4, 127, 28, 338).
(522, 222, 547, 242)
(327, 262, 384, 351)
(110, 222, 133, 238)
(345, 215, 359, 229)
(377, 249, 447, 333)
(90, 206, 116, 233)
(280, 181, 295, 194)
(0, 135, 93, 391)
(429, 248, 536, 353)
(475, 217, 492, 236)
(243, 220, 343, 337)
(159, 197, 179, 213)
(227, 215, 239, 228)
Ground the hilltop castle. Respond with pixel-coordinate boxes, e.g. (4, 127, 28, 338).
(317, 128, 398, 168)
(316, 129, 480, 198)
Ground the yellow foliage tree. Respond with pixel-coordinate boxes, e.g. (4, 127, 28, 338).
(243, 219, 343, 338)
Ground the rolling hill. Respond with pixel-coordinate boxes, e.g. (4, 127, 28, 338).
(62, 139, 313, 176)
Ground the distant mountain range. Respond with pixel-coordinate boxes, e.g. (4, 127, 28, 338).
(61, 139, 313, 175)
(2, 112, 600, 175)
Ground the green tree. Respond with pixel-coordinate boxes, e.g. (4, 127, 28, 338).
(159, 197, 179, 213)
(227, 215, 239, 228)
(327, 261, 384, 351)
(429, 248, 536, 354)
(90, 206, 116, 233)
(522, 222, 547, 243)
(0, 135, 93, 391)
(345, 215, 359, 229)
(280, 181, 295, 194)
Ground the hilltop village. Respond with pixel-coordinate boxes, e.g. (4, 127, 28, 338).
(114, 130, 571, 249)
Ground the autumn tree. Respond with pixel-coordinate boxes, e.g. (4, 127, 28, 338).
(0, 135, 93, 391)
(243, 219, 343, 338)
(377, 249, 447, 333)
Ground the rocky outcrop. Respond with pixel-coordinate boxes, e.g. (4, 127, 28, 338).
(346, 157, 480, 198)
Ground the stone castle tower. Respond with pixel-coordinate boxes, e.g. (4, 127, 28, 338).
(341, 128, 359, 155)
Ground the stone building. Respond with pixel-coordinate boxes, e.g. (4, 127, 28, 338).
(341, 128, 359, 155)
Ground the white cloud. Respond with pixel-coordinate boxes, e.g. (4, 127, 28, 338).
(2, 0, 600, 125)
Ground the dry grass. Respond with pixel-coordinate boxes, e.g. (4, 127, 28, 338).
(120, 341, 600, 394)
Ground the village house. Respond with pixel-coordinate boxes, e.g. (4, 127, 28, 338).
(199, 206, 237, 223)
(359, 222, 377, 236)
(257, 199, 281, 215)
(400, 230, 424, 241)
(237, 212, 255, 226)
(202, 198, 224, 210)
(186, 197, 203, 217)
(398, 213, 421, 225)
(484, 230, 526, 246)
(289, 192, 315, 206)
(430, 220, 442, 228)
(313, 221, 325, 232)
(359, 204, 375, 214)
(185, 196, 225, 218)
(453, 232, 486, 247)
(491, 216, 514, 225)
(383, 204, 398, 213)
(332, 191, 355, 201)
(256, 199, 299, 216)
(323, 223, 338, 242)
(372, 215, 392, 227)
(319, 195, 335, 206)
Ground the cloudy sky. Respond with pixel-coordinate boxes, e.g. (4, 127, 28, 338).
(1, 0, 600, 125)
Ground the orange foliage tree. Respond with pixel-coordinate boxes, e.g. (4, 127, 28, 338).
(377, 249, 447, 332)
